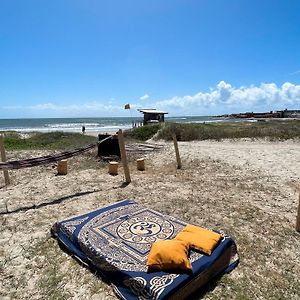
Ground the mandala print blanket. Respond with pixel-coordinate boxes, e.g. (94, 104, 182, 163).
(52, 199, 239, 299)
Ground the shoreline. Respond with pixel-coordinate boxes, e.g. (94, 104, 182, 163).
(1, 116, 299, 136)
(3, 130, 119, 139)
(1, 117, 299, 142)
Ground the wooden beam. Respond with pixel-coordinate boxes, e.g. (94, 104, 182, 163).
(117, 129, 131, 183)
(0, 135, 10, 185)
(172, 133, 182, 169)
(296, 190, 300, 232)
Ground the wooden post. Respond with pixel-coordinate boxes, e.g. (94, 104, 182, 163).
(109, 161, 118, 175)
(57, 160, 68, 175)
(0, 135, 10, 185)
(117, 129, 131, 183)
(137, 158, 145, 171)
(172, 133, 182, 169)
(296, 190, 300, 232)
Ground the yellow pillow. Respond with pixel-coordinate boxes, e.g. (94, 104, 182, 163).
(175, 224, 222, 255)
(147, 239, 192, 272)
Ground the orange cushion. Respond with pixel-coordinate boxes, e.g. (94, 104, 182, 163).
(147, 239, 192, 272)
(175, 224, 222, 255)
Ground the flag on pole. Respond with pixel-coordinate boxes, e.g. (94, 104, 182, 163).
(124, 104, 130, 109)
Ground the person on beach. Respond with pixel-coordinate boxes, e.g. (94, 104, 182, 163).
(82, 125, 86, 134)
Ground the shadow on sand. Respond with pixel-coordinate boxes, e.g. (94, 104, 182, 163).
(0, 189, 101, 215)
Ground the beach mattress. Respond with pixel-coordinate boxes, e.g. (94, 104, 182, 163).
(51, 199, 239, 299)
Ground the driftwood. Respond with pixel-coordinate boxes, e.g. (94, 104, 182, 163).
(125, 143, 164, 154)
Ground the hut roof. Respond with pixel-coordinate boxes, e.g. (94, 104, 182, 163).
(138, 109, 168, 114)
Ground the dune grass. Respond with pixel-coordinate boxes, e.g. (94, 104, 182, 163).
(0, 127, 299, 299)
(124, 124, 161, 141)
(157, 120, 300, 141)
(1, 131, 97, 151)
(2, 119, 300, 152)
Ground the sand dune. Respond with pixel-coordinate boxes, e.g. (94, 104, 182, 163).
(0, 139, 299, 299)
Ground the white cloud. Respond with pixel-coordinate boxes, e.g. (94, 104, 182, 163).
(2, 101, 125, 117)
(290, 70, 300, 75)
(26, 102, 124, 113)
(140, 94, 150, 101)
(3, 105, 23, 109)
(155, 81, 300, 115)
(27, 101, 123, 112)
(29, 103, 61, 110)
(2, 81, 300, 117)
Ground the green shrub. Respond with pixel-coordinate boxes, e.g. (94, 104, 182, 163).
(156, 120, 300, 141)
(124, 124, 161, 141)
(1, 131, 97, 150)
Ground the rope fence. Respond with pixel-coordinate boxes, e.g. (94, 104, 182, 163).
(0, 135, 113, 170)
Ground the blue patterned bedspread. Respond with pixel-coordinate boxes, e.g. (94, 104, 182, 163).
(52, 199, 239, 299)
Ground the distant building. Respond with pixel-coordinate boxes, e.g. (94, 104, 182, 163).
(280, 109, 300, 118)
(225, 109, 300, 119)
(138, 109, 168, 125)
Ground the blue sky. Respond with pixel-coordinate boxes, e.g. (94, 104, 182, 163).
(0, 0, 300, 118)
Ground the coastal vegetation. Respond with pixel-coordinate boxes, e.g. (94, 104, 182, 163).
(127, 119, 300, 141)
(1, 124, 300, 299)
(1, 137, 299, 299)
(1, 119, 300, 152)
(1, 131, 97, 151)
(124, 124, 161, 141)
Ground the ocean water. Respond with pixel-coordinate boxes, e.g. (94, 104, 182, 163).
(0, 116, 253, 133)
(0, 117, 139, 133)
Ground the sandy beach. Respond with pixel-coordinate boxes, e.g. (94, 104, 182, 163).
(0, 138, 300, 299)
